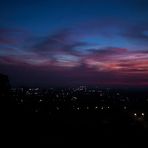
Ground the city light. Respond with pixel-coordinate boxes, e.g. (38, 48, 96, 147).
(124, 106, 127, 110)
(56, 107, 60, 110)
(86, 106, 89, 110)
(39, 99, 43, 102)
(77, 107, 80, 110)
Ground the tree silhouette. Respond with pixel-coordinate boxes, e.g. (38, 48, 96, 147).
(0, 73, 10, 95)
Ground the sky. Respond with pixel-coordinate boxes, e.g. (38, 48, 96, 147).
(0, 0, 148, 87)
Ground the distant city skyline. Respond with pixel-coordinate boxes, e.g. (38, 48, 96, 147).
(0, 0, 148, 87)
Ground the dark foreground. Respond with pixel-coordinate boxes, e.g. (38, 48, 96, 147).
(1, 88, 148, 147)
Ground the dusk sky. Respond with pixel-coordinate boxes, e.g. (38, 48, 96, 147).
(0, 0, 148, 87)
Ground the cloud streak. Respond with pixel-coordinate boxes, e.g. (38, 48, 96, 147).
(1, 20, 148, 87)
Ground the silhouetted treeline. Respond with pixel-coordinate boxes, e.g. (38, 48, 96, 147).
(0, 73, 10, 95)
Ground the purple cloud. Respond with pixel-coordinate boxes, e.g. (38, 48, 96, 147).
(0, 28, 29, 46)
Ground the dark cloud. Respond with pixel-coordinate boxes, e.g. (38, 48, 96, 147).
(30, 29, 89, 57)
(0, 28, 29, 46)
(121, 23, 148, 42)
(88, 47, 128, 55)
(137, 50, 148, 53)
(79, 19, 148, 44)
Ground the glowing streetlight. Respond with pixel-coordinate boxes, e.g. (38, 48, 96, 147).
(142, 113, 144, 116)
